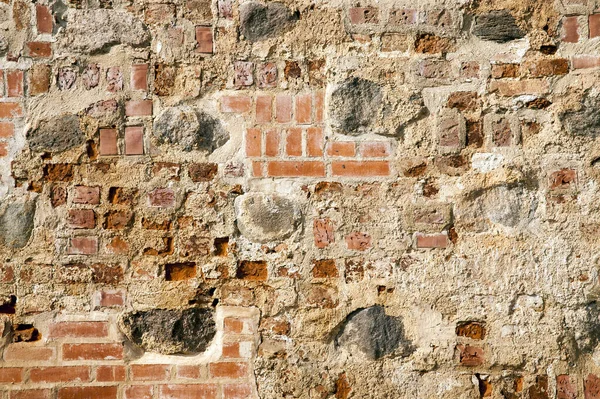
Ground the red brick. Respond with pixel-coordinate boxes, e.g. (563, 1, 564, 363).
(131, 64, 149, 91)
(295, 93, 312, 124)
(99, 128, 118, 155)
(416, 233, 448, 248)
(7, 70, 24, 97)
(314, 91, 324, 123)
(224, 318, 244, 334)
(4, 345, 54, 362)
(252, 161, 263, 177)
(10, 389, 52, 399)
(36, 4, 53, 34)
(96, 289, 125, 307)
(0, 368, 22, 383)
(314, 218, 334, 248)
(209, 362, 249, 378)
(345, 232, 372, 251)
(457, 344, 484, 366)
(527, 58, 569, 77)
(265, 128, 280, 157)
(222, 342, 240, 358)
(0, 122, 13, 138)
(360, 142, 390, 157)
(328, 142, 355, 157)
(349, 7, 379, 24)
(331, 161, 390, 177)
(125, 100, 153, 117)
(573, 55, 600, 69)
(73, 186, 100, 204)
(148, 188, 175, 207)
(0, 103, 23, 118)
(49, 321, 109, 338)
(275, 94, 292, 123)
(58, 386, 117, 399)
(62, 343, 123, 361)
(125, 126, 144, 155)
(306, 127, 323, 157)
(585, 374, 600, 399)
(30, 366, 90, 383)
(221, 96, 252, 113)
(131, 364, 170, 381)
(177, 365, 202, 379)
(96, 365, 126, 382)
(196, 26, 214, 54)
(591, 14, 600, 38)
(256, 95, 272, 123)
(0, 142, 8, 157)
(26, 42, 52, 58)
(389, 8, 417, 24)
(557, 374, 577, 399)
(267, 161, 325, 177)
(246, 128, 261, 157)
(67, 209, 96, 229)
(223, 384, 253, 399)
(68, 237, 98, 255)
(159, 384, 217, 399)
(286, 127, 302, 156)
(125, 385, 154, 399)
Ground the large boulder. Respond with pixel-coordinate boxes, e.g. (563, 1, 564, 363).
(472, 11, 525, 43)
(235, 193, 301, 243)
(0, 200, 36, 249)
(240, 2, 298, 42)
(28, 114, 85, 153)
(120, 308, 216, 355)
(153, 107, 229, 153)
(335, 306, 413, 360)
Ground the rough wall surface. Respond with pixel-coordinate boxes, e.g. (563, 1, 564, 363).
(1, 0, 600, 398)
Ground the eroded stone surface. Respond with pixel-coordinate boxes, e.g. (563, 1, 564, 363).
(240, 2, 298, 42)
(0, 200, 36, 249)
(472, 11, 525, 43)
(235, 193, 301, 243)
(28, 114, 85, 153)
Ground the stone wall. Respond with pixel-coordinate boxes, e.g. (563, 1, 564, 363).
(0, 0, 600, 398)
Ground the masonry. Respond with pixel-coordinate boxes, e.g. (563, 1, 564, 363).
(1, 0, 600, 398)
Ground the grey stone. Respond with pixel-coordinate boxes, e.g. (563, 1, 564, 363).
(335, 305, 413, 360)
(240, 2, 298, 42)
(28, 114, 85, 153)
(119, 308, 216, 355)
(235, 193, 301, 243)
(0, 200, 36, 249)
(472, 11, 525, 43)
(330, 77, 383, 136)
(561, 91, 600, 136)
(153, 106, 229, 153)
(60, 9, 150, 54)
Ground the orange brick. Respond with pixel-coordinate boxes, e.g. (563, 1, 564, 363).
(10, 390, 52, 399)
(286, 127, 302, 156)
(360, 141, 390, 157)
(222, 342, 240, 358)
(159, 384, 217, 399)
(30, 366, 90, 383)
(177, 365, 202, 379)
(62, 343, 123, 361)
(131, 364, 170, 381)
(224, 318, 244, 334)
(327, 142, 355, 157)
(36, 4, 53, 34)
(125, 100, 153, 116)
(96, 365, 126, 382)
(256, 95, 272, 123)
(49, 321, 109, 338)
(295, 93, 312, 124)
(306, 127, 323, 157)
(314, 91, 324, 123)
(58, 386, 117, 399)
(221, 96, 252, 113)
(265, 128, 280, 157)
(267, 161, 325, 177)
(331, 161, 390, 177)
(26, 42, 52, 58)
(0, 103, 23, 118)
(246, 128, 261, 157)
(7, 70, 24, 97)
(0, 142, 8, 157)
(252, 161, 264, 177)
(4, 345, 54, 362)
(416, 233, 448, 248)
(0, 368, 23, 383)
(275, 94, 292, 123)
(224, 384, 253, 399)
(209, 362, 249, 378)
(131, 64, 149, 91)
(125, 385, 154, 399)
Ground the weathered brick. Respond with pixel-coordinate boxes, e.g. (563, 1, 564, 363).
(30, 366, 90, 383)
(58, 386, 118, 399)
(159, 384, 217, 399)
(67, 237, 98, 255)
(124, 126, 144, 155)
(0, 103, 24, 118)
(67, 209, 96, 229)
(125, 385, 154, 399)
(246, 128, 261, 157)
(416, 233, 448, 248)
(209, 362, 249, 378)
(10, 389, 52, 399)
(256, 95, 273, 123)
(331, 161, 390, 177)
(148, 188, 176, 207)
(125, 100, 153, 117)
(349, 7, 379, 24)
(267, 161, 325, 177)
(196, 26, 214, 54)
(73, 186, 100, 205)
(131, 364, 170, 381)
(345, 232, 372, 251)
(131, 64, 149, 91)
(221, 96, 252, 113)
(286, 127, 302, 156)
(96, 365, 126, 382)
(6, 70, 24, 97)
(62, 343, 123, 360)
(0, 368, 23, 383)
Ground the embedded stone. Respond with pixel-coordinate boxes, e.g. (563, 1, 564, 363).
(240, 2, 298, 42)
(335, 305, 413, 360)
(561, 91, 600, 136)
(153, 106, 229, 153)
(472, 11, 525, 43)
(330, 77, 383, 136)
(234, 193, 301, 243)
(28, 114, 85, 153)
(119, 308, 216, 355)
(0, 200, 36, 249)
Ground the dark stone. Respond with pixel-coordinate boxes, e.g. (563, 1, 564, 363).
(561, 92, 600, 136)
(472, 11, 525, 43)
(153, 107, 229, 153)
(335, 305, 413, 360)
(28, 114, 85, 153)
(120, 308, 216, 355)
(330, 77, 383, 136)
(0, 200, 36, 249)
(239, 2, 298, 42)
